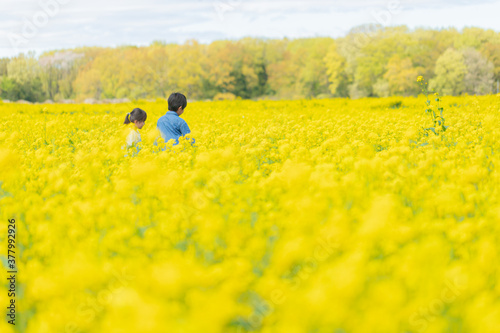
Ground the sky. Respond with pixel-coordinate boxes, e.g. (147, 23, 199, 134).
(1, 0, 500, 58)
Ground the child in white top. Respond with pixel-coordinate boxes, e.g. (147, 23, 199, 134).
(124, 108, 147, 152)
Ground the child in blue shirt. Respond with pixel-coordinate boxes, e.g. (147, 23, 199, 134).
(156, 93, 195, 146)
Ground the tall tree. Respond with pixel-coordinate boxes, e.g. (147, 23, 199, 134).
(481, 42, 500, 85)
(0, 58, 9, 76)
(167, 40, 207, 99)
(324, 42, 348, 97)
(39, 51, 84, 100)
(349, 26, 412, 98)
(407, 28, 457, 80)
(268, 38, 333, 98)
(429, 48, 466, 96)
(455, 27, 499, 50)
(4, 27, 500, 101)
(383, 55, 422, 96)
(462, 48, 494, 95)
(6, 52, 44, 101)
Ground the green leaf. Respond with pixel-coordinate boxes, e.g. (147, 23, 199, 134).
(425, 127, 437, 135)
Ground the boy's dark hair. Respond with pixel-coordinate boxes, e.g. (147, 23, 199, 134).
(168, 92, 187, 111)
(124, 108, 147, 124)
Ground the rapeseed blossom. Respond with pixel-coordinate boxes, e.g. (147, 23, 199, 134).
(0, 96, 499, 332)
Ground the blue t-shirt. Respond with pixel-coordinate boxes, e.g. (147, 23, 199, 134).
(156, 111, 194, 146)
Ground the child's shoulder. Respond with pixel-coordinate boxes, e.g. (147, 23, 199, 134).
(124, 127, 138, 137)
(126, 128, 140, 146)
(157, 113, 169, 122)
(128, 128, 139, 136)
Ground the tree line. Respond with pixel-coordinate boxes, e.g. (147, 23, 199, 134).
(1, 25, 499, 103)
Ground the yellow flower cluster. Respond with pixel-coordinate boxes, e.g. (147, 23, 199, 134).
(1, 96, 500, 332)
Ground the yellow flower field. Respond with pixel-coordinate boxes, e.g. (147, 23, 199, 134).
(1, 96, 500, 332)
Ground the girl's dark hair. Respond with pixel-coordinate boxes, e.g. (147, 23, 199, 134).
(124, 108, 147, 124)
(168, 92, 187, 111)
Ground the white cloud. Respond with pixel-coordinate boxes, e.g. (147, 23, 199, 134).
(0, 0, 499, 58)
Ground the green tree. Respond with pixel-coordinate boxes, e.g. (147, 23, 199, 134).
(383, 55, 421, 96)
(168, 40, 207, 99)
(6, 52, 45, 101)
(5, 27, 500, 101)
(463, 48, 494, 95)
(203, 40, 235, 98)
(348, 26, 412, 98)
(481, 42, 500, 84)
(0, 77, 20, 100)
(429, 48, 466, 96)
(268, 38, 333, 98)
(7, 52, 41, 86)
(406, 28, 457, 80)
(39, 51, 85, 100)
(0, 58, 9, 77)
(324, 42, 348, 97)
(455, 27, 499, 50)
(144, 43, 176, 98)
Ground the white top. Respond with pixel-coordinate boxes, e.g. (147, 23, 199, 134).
(126, 129, 141, 148)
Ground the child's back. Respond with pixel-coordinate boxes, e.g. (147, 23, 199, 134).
(157, 111, 191, 145)
(126, 127, 141, 148)
(157, 93, 194, 145)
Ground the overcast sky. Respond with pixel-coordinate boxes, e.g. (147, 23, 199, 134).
(1, 0, 500, 58)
